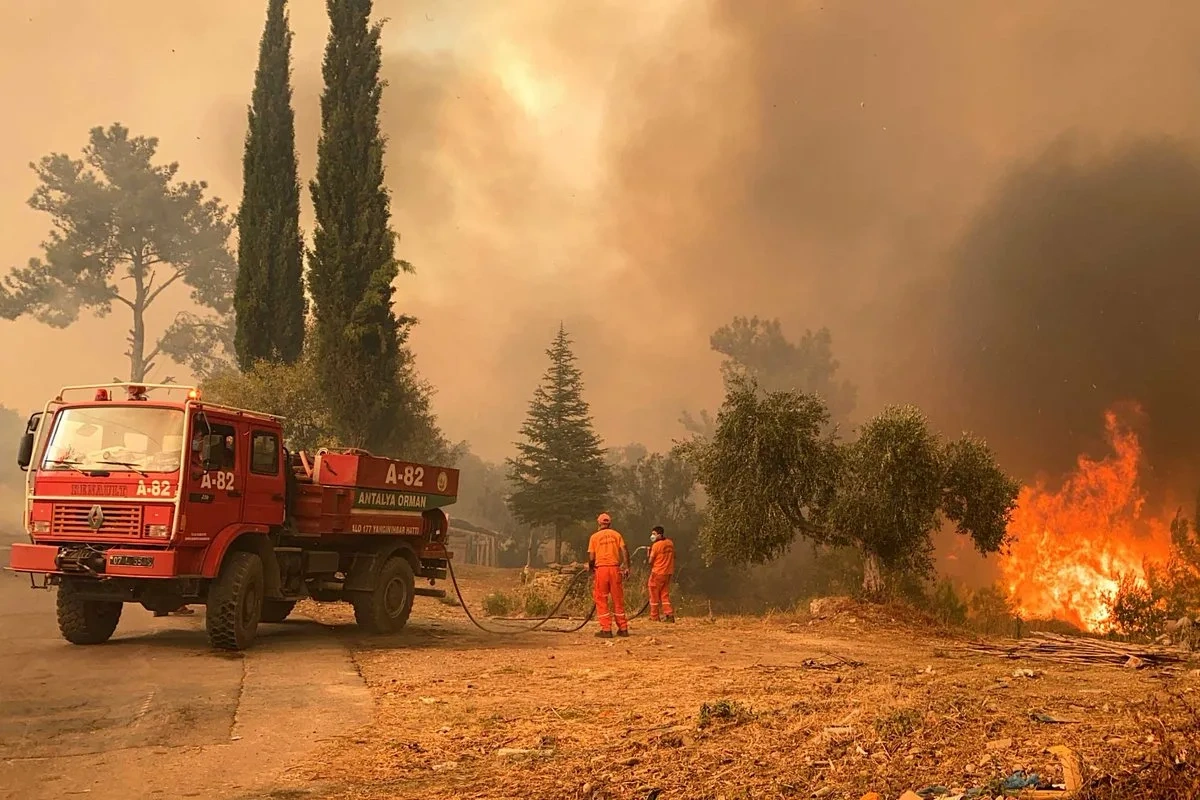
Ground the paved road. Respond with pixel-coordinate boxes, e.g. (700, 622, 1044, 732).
(0, 547, 372, 799)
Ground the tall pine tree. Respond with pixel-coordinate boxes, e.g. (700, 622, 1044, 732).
(308, 0, 408, 447)
(235, 0, 305, 369)
(507, 325, 611, 564)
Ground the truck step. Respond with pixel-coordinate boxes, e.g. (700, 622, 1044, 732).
(414, 587, 447, 599)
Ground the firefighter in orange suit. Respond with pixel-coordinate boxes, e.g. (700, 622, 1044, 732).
(647, 526, 676, 623)
(588, 512, 630, 638)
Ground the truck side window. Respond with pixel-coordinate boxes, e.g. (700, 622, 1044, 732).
(251, 431, 279, 475)
(210, 423, 237, 470)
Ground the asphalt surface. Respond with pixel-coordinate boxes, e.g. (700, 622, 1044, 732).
(0, 545, 372, 799)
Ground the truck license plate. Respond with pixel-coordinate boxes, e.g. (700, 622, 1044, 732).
(109, 555, 154, 568)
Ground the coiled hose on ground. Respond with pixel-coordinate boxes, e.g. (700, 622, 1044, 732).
(445, 557, 651, 635)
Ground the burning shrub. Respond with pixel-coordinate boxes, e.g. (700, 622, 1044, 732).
(1106, 573, 1168, 638)
(1105, 508, 1200, 638)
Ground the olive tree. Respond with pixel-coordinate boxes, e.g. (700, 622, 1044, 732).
(680, 378, 1020, 596)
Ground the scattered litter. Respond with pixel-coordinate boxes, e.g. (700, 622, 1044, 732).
(1012, 668, 1038, 678)
(986, 737, 1013, 751)
(1001, 771, 1043, 790)
(1032, 712, 1080, 724)
(1047, 744, 1084, 792)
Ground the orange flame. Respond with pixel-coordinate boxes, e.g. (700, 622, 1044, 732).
(998, 409, 1173, 631)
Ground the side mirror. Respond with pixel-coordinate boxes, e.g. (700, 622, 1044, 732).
(17, 432, 34, 471)
(17, 412, 42, 472)
(200, 434, 224, 471)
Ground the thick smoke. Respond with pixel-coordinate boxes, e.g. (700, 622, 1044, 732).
(931, 139, 1200, 499)
(601, 1, 1200, 491)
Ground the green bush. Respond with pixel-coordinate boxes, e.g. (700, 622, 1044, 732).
(874, 707, 922, 740)
(966, 584, 1020, 636)
(482, 591, 514, 617)
(698, 699, 753, 728)
(523, 592, 553, 618)
(929, 578, 968, 626)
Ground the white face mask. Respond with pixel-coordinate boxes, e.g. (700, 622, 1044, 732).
(650, 532, 661, 543)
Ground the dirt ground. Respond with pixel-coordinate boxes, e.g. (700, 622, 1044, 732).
(280, 565, 1200, 800)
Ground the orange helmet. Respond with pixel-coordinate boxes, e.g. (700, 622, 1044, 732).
(597, 512, 612, 528)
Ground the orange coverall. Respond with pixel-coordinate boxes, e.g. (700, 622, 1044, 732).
(647, 537, 676, 620)
(588, 528, 629, 633)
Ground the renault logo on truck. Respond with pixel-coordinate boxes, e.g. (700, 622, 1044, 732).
(87, 505, 105, 530)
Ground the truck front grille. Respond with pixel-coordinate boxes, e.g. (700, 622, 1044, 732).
(52, 503, 143, 538)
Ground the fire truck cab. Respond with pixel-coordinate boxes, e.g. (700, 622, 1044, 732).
(8, 382, 459, 651)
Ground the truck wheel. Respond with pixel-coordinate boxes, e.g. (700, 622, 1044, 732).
(353, 556, 415, 634)
(205, 551, 264, 651)
(57, 581, 122, 645)
(260, 600, 297, 623)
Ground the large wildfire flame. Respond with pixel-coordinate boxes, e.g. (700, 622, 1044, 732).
(998, 409, 1173, 632)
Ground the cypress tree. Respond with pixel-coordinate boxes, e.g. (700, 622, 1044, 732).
(308, 0, 409, 448)
(507, 325, 612, 564)
(234, 0, 306, 369)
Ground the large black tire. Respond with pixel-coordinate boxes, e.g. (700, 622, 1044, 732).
(352, 556, 415, 634)
(260, 599, 297, 624)
(57, 581, 122, 645)
(205, 551, 264, 651)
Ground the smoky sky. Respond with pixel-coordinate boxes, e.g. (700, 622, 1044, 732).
(4, 1, 1200, 476)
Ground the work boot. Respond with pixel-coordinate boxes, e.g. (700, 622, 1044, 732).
(664, 615, 675, 623)
(617, 629, 630, 638)
(595, 630, 613, 639)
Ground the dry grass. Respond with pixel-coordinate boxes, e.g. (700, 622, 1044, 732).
(280, 566, 1199, 800)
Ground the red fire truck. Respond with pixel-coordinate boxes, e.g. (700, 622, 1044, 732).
(7, 382, 460, 651)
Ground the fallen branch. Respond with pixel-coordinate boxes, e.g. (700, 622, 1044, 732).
(966, 632, 1188, 667)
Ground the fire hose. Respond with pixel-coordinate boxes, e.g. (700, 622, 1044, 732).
(445, 556, 651, 636)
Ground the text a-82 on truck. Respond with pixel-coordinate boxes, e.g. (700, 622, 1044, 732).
(7, 382, 461, 651)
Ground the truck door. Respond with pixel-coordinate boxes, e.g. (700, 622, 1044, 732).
(182, 413, 245, 543)
(242, 427, 285, 527)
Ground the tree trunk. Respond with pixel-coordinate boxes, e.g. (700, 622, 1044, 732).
(525, 526, 536, 570)
(862, 551, 884, 598)
(553, 522, 562, 565)
(129, 311, 146, 382)
(127, 254, 148, 382)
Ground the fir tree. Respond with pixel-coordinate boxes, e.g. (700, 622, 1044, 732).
(235, 0, 306, 369)
(307, 0, 408, 447)
(507, 325, 612, 564)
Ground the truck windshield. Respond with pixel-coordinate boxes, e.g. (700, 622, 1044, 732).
(40, 406, 186, 474)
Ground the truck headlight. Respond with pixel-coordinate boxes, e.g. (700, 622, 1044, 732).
(32, 521, 50, 534)
(145, 524, 170, 538)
